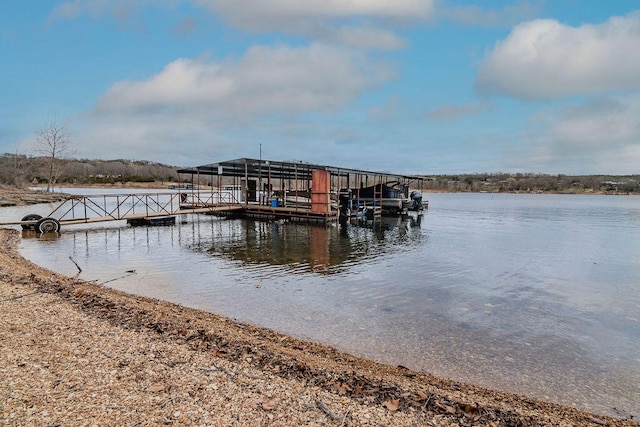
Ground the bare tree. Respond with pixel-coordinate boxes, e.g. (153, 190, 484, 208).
(35, 116, 73, 192)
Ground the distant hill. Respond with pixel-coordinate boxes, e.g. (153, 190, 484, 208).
(420, 173, 639, 194)
(1, 153, 638, 194)
(0, 153, 179, 187)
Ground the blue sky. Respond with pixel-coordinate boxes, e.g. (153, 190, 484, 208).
(2, 1, 640, 174)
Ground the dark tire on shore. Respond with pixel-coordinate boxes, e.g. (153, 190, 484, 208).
(21, 214, 43, 230)
(36, 217, 61, 233)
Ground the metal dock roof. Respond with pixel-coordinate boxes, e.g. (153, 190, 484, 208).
(177, 158, 424, 182)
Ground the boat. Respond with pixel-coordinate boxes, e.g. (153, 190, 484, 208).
(341, 184, 401, 215)
(168, 183, 194, 190)
(339, 184, 427, 217)
(404, 190, 427, 212)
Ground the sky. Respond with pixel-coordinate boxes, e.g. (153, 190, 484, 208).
(2, 1, 640, 175)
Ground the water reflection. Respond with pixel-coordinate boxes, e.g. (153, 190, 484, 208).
(22, 229, 61, 241)
(17, 213, 427, 279)
(190, 214, 425, 275)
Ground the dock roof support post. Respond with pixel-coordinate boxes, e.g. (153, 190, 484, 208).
(356, 173, 361, 209)
(244, 159, 248, 207)
(268, 162, 271, 203)
(308, 165, 312, 187)
(336, 169, 341, 213)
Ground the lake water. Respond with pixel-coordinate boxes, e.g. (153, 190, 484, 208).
(3, 191, 639, 418)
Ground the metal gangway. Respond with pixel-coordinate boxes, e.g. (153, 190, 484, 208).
(2, 191, 243, 233)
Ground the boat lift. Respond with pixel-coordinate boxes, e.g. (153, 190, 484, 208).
(2, 192, 242, 233)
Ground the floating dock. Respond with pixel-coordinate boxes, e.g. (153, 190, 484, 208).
(127, 215, 176, 226)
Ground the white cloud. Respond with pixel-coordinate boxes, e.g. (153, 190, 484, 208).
(79, 44, 395, 165)
(47, 0, 435, 49)
(499, 93, 640, 174)
(425, 102, 491, 121)
(477, 12, 640, 100)
(97, 44, 393, 115)
(198, 0, 434, 24)
(47, 0, 182, 28)
(328, 26, 407, 50)
(49, 0, 138, 24)
(173, 16, 198, 36)
(74, 111, 236, 166)
(552, 97, 640, 148)
(49, 0, 434, 24)
(196, 0, 435, 50)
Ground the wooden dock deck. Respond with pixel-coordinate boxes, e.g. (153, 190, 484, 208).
(235, 205, 338, 223)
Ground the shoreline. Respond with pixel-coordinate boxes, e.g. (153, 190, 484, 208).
(1, 228, 637, 426)
(0, 185, 69, 207)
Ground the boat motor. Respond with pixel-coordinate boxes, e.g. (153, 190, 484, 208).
(339, 189, 352, 218)
(410, 190, 423, 211)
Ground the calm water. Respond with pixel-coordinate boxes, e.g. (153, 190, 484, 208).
(3, 192, 639, 418)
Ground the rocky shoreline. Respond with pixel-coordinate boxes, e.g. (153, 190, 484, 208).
(0, 228, 637, 426)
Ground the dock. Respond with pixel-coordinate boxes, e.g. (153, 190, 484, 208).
(176, 158, 427, 223)
(4, 158, 427, 233)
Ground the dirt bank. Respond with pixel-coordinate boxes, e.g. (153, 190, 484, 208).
(0, 185, 69, 207)
(0, 183, 177, 208)
(0, 229, 637, 426)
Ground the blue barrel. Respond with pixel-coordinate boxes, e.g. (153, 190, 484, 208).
(271, 197, 279, 207)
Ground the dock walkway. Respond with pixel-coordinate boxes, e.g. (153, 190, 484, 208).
(1, 191, 336, 233)
(0, 193, 245, 233)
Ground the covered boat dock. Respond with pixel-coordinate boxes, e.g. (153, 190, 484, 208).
(1, 158, 426, 233)
(176, 158, 426, 223)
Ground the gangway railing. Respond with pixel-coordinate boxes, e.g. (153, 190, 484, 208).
(3, 191, 244, 233)
(49, 193, 180, 223)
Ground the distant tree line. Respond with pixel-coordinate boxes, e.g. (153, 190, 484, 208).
(1, 152, 638, 194)
(421, 173, 640, 194)
(0, 153, 179, 187)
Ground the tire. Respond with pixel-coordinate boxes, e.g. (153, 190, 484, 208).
(21, 214, 42, 230)
(36, 217, 61, 233)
